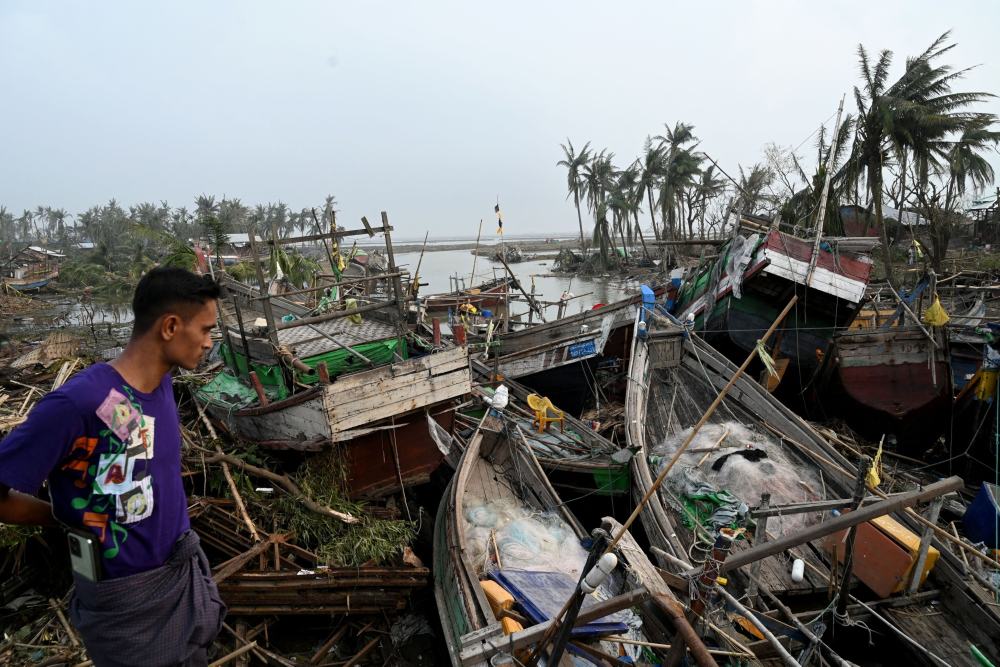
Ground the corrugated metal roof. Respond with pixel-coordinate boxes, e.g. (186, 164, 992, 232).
(26, 246, 66, 257)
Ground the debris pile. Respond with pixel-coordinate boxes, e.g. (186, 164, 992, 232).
(0, 334, 435, 666)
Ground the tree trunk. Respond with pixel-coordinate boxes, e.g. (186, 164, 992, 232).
(871, 160, 894, 286)
(647, 187, 660, 240)
(573, 191, 586, 250)
(616, 212, 629, 261)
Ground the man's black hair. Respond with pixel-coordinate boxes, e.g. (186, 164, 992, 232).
(131, 267, 221, 337)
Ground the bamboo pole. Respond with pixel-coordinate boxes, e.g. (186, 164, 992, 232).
(805, 95, 845, 288)
(208, 642, 258, 667)
(470, 219, 483, 286)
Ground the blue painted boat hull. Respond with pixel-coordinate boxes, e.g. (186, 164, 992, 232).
(963, 482, 999, 549)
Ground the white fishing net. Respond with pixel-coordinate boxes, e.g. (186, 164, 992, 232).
(463, 498, 590, 578)
(652, 420, 824, 537)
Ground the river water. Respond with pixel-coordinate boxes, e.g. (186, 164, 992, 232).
(395, 248, 640, 319)
(3, 248, 647, 337)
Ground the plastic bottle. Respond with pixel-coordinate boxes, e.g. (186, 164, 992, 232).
(489, 385, 509, 411)
(791, 558, 805, 583)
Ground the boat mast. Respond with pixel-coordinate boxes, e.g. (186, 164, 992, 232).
(805, 95, 845, 288)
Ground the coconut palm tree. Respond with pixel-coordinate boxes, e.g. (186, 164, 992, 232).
(655, 123, 703, 240)
(17, 210, 34, 242)
(195, 194, 219, 223)
(0, 206, 15, 245)
(687, 166, 727, 238)
(849, 31, 995, 285)
(582, 150, 616, 267)
(322, 194, 338, 230)
(557, 139, 592, 247)
(915, 117, 1000, 267)
(638, 139, 664, 240)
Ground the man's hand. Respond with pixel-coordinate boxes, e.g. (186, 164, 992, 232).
(0, 485, 56, 527)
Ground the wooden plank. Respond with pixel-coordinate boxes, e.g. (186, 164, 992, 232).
(326, 364, 470, 418)
(327, 346, 468, 393)
(327, 355, 469, 408)
(328, 372, 471, 433)
(264, 225, 391, 246)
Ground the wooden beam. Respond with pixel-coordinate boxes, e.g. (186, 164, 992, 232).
(703, 476, 963, 576)
(750, 492, 910, 518)
(213, 537, 277, 584)
(649, 238, 728, 246)
(264, 225, 389, 245)
(274, 299, 403, 331)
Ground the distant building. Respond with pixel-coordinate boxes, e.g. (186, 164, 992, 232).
(2, 245, 65, 291)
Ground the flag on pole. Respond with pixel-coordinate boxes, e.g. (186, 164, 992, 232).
(495, 203, 503, 235)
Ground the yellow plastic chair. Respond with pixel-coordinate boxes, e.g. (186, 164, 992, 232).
(526, 393, 565, 433)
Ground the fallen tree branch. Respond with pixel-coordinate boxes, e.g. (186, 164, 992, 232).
(200, 449, 358, 525)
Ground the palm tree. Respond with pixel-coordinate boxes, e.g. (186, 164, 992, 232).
(733, 164, 775, 215)
(322, 195, 338, 231)
(916, 117, 1000, 267)
(638, 139, 664, 240)
(48, 207, 69, 248)
(655, 122, 702, 240)
(849, 31, 995, 285)
(0, 206, 15, 245)
(195, 194, 219, 223)
(557, 139, 592, 247)
(17, 210, 34, 242)
(582, 150, 616, 267)
(687, 166, 727, 237)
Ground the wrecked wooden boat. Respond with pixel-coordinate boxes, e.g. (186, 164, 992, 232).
(422, 276, 514, 314)
(1, 245, 63, 291)
(949, 357, 1000, 486)
(442, 359, 632, 496)
(817, 325, 952, 449)
(483, 287, 660, 415)
(433, 401, 729, 666)
(626, 293, 1000, 665)
(671, 217, 875, 393)
(197, 215, 472, 499)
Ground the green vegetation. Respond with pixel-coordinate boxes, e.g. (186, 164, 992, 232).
(220, 446, 415, 568)
(559, 32, 998, 275)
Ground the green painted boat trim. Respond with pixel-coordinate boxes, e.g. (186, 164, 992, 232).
(216, 337, 406, 398)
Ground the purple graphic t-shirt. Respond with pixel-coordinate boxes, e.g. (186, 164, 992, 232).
(0, 363, 190, 579)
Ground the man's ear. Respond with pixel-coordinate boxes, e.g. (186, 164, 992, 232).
(160, 314, 181, 341)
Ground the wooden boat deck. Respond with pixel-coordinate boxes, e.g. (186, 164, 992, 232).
(278, 316, 398, 357)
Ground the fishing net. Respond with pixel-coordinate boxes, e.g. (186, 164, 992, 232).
(462, 499, 589, 578)
(650, 366, 825, 538)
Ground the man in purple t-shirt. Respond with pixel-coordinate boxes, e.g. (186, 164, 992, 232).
(0, 267, 226, 666)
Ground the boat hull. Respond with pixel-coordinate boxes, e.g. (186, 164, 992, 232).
(821, 327, 952, 449)
(200, 347, 472, 498)
(673, 229, 871, 389)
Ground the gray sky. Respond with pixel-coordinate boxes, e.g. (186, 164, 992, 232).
(2, 1, 998, 239)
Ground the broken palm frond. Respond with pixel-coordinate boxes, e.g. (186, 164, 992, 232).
(754, 338, 779, 378)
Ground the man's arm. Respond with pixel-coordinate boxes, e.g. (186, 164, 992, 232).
(0, 484, 56, 527)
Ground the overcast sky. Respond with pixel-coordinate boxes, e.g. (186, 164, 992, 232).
(1, 1, 998, 239)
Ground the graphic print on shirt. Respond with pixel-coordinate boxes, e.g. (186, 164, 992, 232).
(67, 386, 157, 559)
